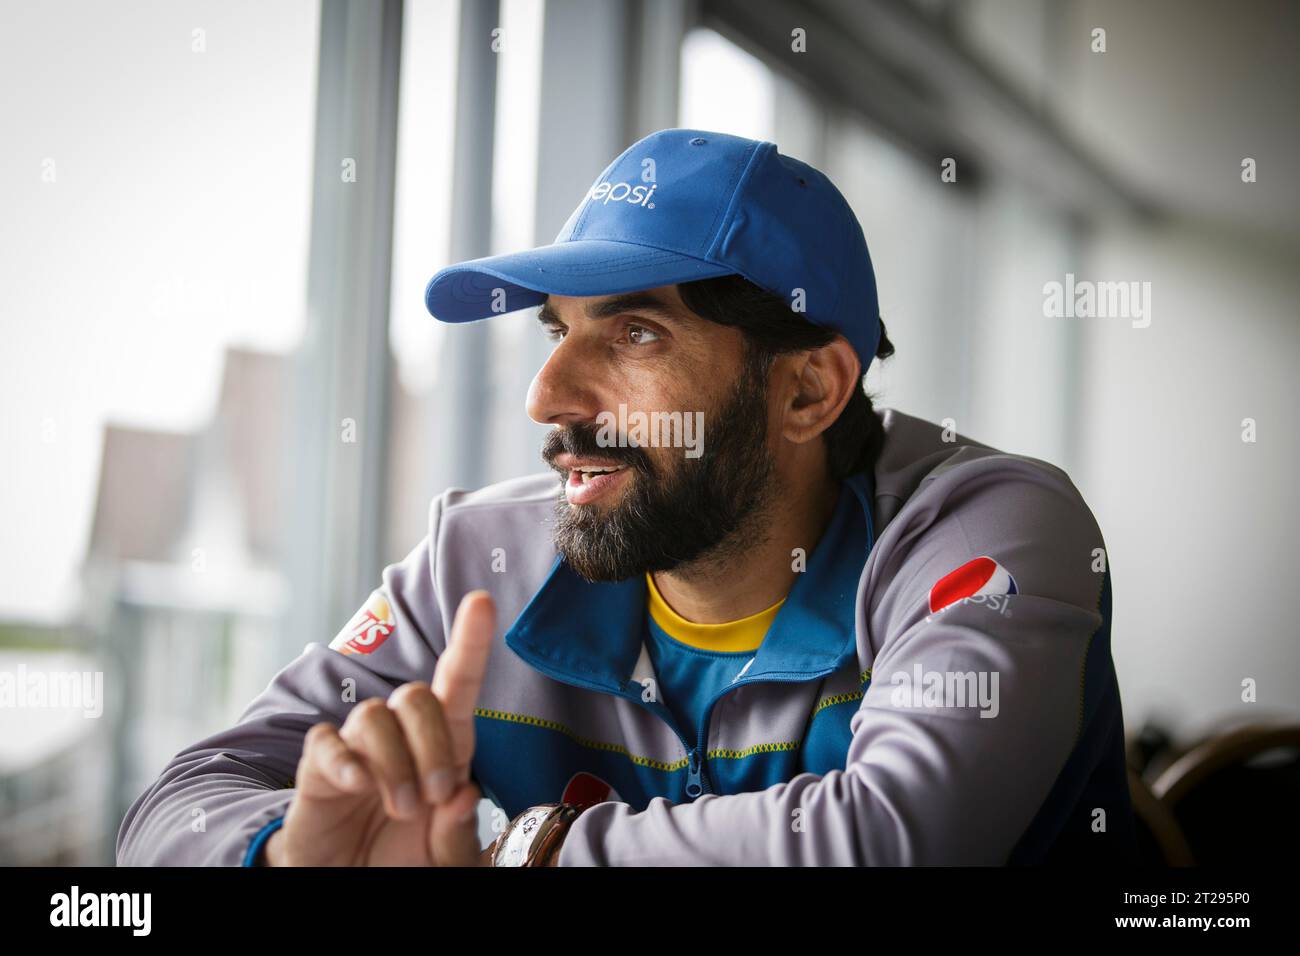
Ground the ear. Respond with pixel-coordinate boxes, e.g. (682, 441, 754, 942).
(780, 335, 861, 445)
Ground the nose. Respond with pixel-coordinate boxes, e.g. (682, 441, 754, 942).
(525, 337, 604, 426)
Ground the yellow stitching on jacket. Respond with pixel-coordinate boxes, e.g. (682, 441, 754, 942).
(810, 668, 872, 716)
(477, 668, 875, 775)
(475, 706, 686, 772)
(811, 690, 863, 715)
(708, 740, 801, 760)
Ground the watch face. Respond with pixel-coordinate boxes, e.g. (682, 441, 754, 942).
(497, 807, 556, 866)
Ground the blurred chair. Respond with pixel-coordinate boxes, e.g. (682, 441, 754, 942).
(1128, 768, 1195, 866)
(1149, 722, 1300, 866)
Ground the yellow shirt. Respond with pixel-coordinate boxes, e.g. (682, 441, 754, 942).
(644, 571, 785, 653)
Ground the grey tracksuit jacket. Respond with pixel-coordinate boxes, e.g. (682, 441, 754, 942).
(116, 408, 1136, 866)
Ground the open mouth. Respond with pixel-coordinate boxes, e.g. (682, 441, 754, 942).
(570, 463, 624, 483)
(564, 463, 631, 505)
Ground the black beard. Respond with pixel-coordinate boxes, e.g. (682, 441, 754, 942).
(541, 353, 779, 583)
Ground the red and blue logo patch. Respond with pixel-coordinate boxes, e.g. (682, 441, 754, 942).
(928, 556, 1018, 614)
(561, 772, 622, 809)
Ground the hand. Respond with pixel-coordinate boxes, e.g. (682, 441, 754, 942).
(265, 590, 497, 866)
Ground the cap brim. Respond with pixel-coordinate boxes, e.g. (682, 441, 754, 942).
(424, 239, 736, 322)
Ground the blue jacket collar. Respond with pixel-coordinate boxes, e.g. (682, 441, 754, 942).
(504, 471, 876, 692)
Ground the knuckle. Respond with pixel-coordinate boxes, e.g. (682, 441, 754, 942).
(389, 681, 435, 710)
(349, 698, 389, 726)
(303, 722, 339, 755)
(304, 721, 333, 744)
(352, 711, 405, 756)
(339, 700, 386, 742)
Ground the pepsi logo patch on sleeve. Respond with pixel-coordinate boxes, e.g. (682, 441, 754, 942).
(328, 591, 397, 656)
(928, 556, 1018, 614)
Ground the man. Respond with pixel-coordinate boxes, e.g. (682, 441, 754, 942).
(117, 128, 1136, 866)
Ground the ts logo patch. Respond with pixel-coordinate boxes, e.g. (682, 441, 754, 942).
(561, 772, 622, 809)
(329, 592, 396, 656)
(928, 556, 1018, 614)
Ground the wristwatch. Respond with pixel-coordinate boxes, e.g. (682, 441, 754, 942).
(489, 803, 582, 867)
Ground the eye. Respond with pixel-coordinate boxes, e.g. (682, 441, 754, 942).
(542, 324, 566, 342)
(627, 324, 660, 345)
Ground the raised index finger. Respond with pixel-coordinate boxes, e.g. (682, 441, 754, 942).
(432, 589, 496, 769)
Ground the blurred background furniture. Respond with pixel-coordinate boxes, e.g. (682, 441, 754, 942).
(1128, 720, 1300, 866)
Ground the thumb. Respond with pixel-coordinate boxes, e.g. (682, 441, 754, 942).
(428, 782, 484, 866)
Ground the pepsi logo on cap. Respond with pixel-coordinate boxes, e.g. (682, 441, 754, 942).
(928, 556, 1018, 614)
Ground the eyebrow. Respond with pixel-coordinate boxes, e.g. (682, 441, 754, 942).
(536, 292, 684, 327)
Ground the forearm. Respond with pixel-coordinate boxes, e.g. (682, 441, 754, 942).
(117, 767, 295, 867)
(556, 678, 1087, 867)
(556, 772, 870, 866)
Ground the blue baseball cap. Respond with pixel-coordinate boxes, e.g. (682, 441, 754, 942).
(424, 128, 881, 367)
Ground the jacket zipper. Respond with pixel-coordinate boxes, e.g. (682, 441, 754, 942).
(685, 667, 843, 798)
(624, 685, 704, 796)
(505, 650, 705, 795)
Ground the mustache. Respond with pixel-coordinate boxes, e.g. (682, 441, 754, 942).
(541, 423, 655, 476)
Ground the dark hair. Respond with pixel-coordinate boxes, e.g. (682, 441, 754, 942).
(676, 274, 895, 480)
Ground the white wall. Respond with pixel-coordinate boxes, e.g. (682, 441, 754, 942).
(1075, 221, 1300, 736)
